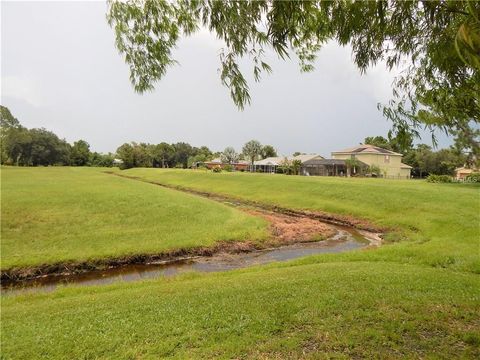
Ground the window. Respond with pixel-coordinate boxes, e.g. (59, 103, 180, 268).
(384, 155, 390, 163)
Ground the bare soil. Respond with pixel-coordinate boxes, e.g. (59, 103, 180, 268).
(247, 210, 336, 245)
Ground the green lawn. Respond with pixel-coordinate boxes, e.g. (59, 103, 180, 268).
(1, 167, 479, 359)
(0, 167, 267, 270)
(121, 168, 480, 273)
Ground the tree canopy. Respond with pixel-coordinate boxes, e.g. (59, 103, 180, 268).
(221, 146, 239, 164)
(242, 139, 262, 164)
(107, 0, 479, 156)
(0, 106, 113, 167)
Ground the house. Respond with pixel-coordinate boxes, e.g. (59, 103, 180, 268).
(454, 167, 479, 181)
(204, 158, 249, 171)
(331, 144, 412, 179)
(113, 158, 124, 166)
(252, 154, 326, 174)
(300, 158, 368, 176)
(204, 158, 223, 169)
(252, 156, 286, 173)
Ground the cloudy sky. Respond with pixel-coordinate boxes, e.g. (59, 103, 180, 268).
(1, 1, 451, 155)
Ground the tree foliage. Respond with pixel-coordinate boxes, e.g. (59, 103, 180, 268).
(242, 139, 262, 164)
(221, 146, 239, 164)
(0, 106, 72, 166)
(71, 140, 91, 166)
(261, 144, 277, 158)
(0, 106, 112, 167)
(115, 141, 214, 169)
(107, 0, 480, 154)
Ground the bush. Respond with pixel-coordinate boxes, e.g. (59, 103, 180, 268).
(212, 167, 222, 173)
(465, 172, 480, 183)
(223, 164, 233, 172)
(366, 165, 381, 177)
(426, 174, 453, 183)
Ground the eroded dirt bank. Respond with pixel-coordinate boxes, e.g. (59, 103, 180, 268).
(1, 173, 384, 285)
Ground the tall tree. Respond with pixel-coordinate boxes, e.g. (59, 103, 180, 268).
(0, 106, 20, 128)
(172, 142, 194, 168)
(242, 140, 262, 166)
(261, 145, 277, 158)
(153, 142, 175, 168)
(221, 147, 239, 164)
(71, 140, 91, 166)
(1, 106, 25, 164)
(116, 143, 135, 169)
(364, 136, 392, 151)
(28, 128, 71, 166)
(108, 0, 479, 155)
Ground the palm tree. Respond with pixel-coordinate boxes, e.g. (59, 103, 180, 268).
(345, 158, 360, 177)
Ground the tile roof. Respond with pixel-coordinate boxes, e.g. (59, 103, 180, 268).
(254, 157, 286, 166)
(254, 154, 324, 166)
(332, 144, 402, 156)
(292, 154, 324, 162)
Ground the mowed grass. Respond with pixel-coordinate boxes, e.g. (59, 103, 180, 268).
(1, 167, 479, 359)
(121, 168, 480, 273)
(0, 167, 267, 270)
(2, 262, 479, 358)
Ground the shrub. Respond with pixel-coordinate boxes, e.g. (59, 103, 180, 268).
(212, 167, 222, 173)
(223, 164, 233, 172)
(426, 174, 453, 183)
(366, 165, 381, 177)
(465, 172, 480, 183)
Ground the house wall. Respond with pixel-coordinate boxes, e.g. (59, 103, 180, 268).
(400, 168, 411, 179)
(332, 153, 410, 178)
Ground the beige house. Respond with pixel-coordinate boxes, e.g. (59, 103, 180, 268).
(331, 144, 412, 179)
(454, 167, 479, 181)
(253, 154, 324, 173)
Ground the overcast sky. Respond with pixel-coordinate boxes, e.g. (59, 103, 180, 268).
(1, 1, 451, 155)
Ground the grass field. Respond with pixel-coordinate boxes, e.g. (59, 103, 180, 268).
(1, 167, 479, 359)
(121, 168, 480, 273)
(0, 167, 267, 270)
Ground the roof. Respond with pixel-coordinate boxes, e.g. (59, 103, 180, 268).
(332, 144, 402, 156)
(235, 160, 249, 165)
(292, 154, 324, 162)
(254, 154, 324, 166)
(205, 158, 222, 164)
(455, 167, 478, 173)
(400, 163, 413, 169)
(254, 157, 286, 166)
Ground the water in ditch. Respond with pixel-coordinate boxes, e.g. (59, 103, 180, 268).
(1, 228, 371, 296)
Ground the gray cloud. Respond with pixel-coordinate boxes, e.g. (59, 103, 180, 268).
(1, 1, 451, 155)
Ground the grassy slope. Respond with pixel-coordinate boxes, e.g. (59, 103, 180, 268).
(122, 168, 480, 273)
(2, 263, 479, 358)
(0, 167, 267, 270)
(1, 168, 479, 359)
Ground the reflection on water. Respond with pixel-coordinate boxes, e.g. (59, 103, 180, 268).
(2, 229, 369, 296)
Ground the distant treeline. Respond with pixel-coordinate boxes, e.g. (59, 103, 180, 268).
(0, 106, 114, 167)
(115, 140, 277, 170)
(0, 106, 472, 177)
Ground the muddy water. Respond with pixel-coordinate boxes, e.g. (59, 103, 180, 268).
(2, 228, 370, 296)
